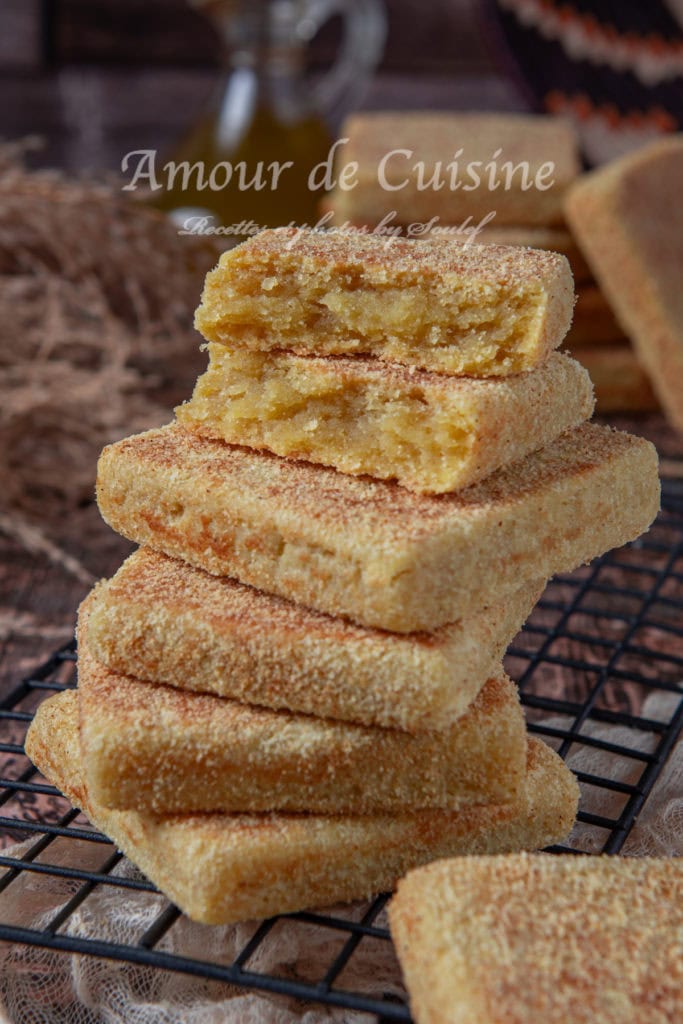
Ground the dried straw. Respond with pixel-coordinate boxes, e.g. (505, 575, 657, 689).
(0, 141, 221, 582)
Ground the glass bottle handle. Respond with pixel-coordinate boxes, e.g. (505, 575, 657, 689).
(299, 0, 387, 124)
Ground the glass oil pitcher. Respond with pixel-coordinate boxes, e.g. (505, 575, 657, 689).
(155, 0, 386, 236)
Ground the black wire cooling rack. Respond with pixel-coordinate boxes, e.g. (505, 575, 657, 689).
(0, 474, 681, 1022)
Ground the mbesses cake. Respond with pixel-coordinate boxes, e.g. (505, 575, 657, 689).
(195, 227, 574, 377)
(566, 135, 683, 432)
(177, 348, 594, 494)
(86, 548, 542, 732)
(26, 691, 579, 927)
(323, 112, 580, 227)
(96, 421, 659, 633)
(26, 226, 661, 929)
(78, 600, 527, 815)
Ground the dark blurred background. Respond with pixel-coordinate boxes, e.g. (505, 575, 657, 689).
(0, 0, 527, 171)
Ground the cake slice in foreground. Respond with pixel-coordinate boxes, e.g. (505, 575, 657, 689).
(195, 228, 574, 377)
(78, 601, 527, 814)
(389, 852, 682, 1024)
(96, 423, 659, 633)
(177, 349, 594, 494)
(26, 691, 579, 926)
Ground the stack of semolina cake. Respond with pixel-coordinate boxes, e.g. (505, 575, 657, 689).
(565, 135, 683, 429)
(26, 229, 660, 927)
(322, 111, 659, 415)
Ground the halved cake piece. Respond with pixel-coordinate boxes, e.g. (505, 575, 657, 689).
(176, 349, 594, 494)
(26, 691, 579, 926)
(96, 422, 659, 633)
(86, 549, 541, 732)
(195, 228, 574, 377)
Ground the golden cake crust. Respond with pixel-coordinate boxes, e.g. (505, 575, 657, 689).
(96, 422, 659, 632)
(87, 548, 541, 732)
(25, 691, 579, 926)
(78, 599, 526, 814)
(389, 852, 683, 1024)
(177, 348, 594, 494)
(195, 227, 574, 377)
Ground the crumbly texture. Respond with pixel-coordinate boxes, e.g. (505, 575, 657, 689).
(96, 422, 660, 633)
(472, 225, 591, 282)
(564, 285, 625, 348)
(566, 345, 658, 414)
(389, 852, 682, 1024)
(320, 202, 592, 283)
(78, 603, 526, 815)
(86, 548, 542, 732)
(565, 137, 683, 432)
(176, 349, 594, 494)
(194, 228, 574, 377)
(327, 112, 580, 226)
(25, 691, 579, 926)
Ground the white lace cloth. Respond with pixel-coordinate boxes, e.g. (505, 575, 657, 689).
(0, 691, 680, 1024)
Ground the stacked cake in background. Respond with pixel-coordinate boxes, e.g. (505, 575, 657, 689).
(322, 111, 659, 415)
(565, 135, 683, 431)
(27, 228, 661, 927)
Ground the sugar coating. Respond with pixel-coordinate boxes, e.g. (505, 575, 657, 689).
(195, 227, 575, 377)
(26, 691, 579, 926)
(96, 422, 660, 632)
(78, 599, 527, 815)
(390, 852, 682, 1024)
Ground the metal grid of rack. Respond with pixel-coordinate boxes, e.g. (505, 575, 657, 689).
(0, 474, 681, 1022)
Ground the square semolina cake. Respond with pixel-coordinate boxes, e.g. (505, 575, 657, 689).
(96, 422, 659, 633)
(26, 691, 579, 926)
(565, 136, 683, 431)
(389, 852, 682, 1024)
(78, 600, 527, 815)
(86, 548, 542, 733)
(326, 112, 580, 227)
(194, 228, 574, 377)
(176, 349, 594, 494)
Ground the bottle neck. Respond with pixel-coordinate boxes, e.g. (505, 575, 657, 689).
(208, 0, 304, 72)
